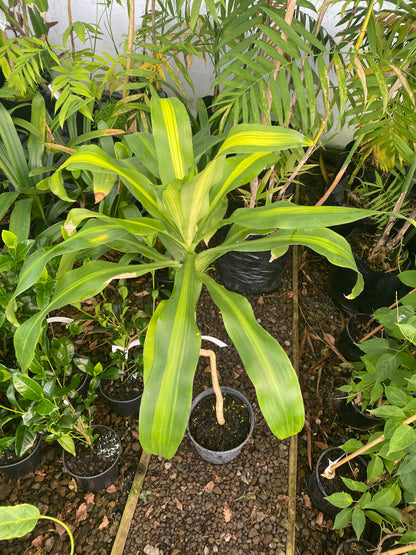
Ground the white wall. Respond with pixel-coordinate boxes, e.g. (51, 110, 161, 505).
(44, 1, 402, 145)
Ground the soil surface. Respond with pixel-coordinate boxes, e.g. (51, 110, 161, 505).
(0, 248, 377, 555)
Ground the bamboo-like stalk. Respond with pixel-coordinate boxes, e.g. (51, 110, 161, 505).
(123, 0, 135, 97)
(322, 412, 416, 479)
(67, 0, 75, 57)
(200, 348, 225, 425)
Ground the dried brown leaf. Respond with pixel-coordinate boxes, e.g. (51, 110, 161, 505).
(84, 492, 95, 505)
(223, 501, 233, 523)
(98, 515, 109, 529)
(301, 492, 312, 510)
(106, 484, 117, 494)
(173, 497, 183, 511)
(75, 503, 88, 523)
(204, 481, 214, 493)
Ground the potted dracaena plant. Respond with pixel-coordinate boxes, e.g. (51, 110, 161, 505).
(6, 95, 379, 460)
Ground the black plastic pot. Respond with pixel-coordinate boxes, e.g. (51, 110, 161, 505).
(0, 434, 42, 478)
(62, 425, 121, 491)
(337, 396, 383, 431)
(154, 269, 175, 293)
(99, 373, 143, 417)
(187, 387, 255, 464)
(335, 313, 381, 362)
(335, 538, 376, 555)
(326, 255, 410, 316)
(308, 446, 367, 517)
(217, 243, 291, 295)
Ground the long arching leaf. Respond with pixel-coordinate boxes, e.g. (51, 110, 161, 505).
(201, 274, 304, 439)
(139, 255, 202, 458)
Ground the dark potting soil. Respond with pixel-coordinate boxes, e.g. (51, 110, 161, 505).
(188, 392, 251, 451)
(63, 427, 121, 477)
(317, 451, 367, 498)
(347, 313, 385, 344)
(100, 371, 143, 402)
(337, 539, 375, 554)
(0, 436, 39, 466)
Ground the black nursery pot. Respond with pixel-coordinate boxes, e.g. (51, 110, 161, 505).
(187, 387, 255, 464)
(337, 396, 383, 431)
(308, 446, 367, 517)
(99, 370, 143, 417)
(326, 255, 410, 316)
(217, 242, 291, 295)
(335, 538, 376, 555)
(62, 425, 121, 491)
(0, 434, 42, 478)
(335, 313, 380, 362)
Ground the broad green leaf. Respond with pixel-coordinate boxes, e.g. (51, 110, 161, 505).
(370, 487, 396, 508)
(370, 405, 406, 420)
(340, 438, 364, 453)
(385, 386, 409, 408)
(0, 192, 19, 221)
(139, 256, 202, 459)
(351, 507, 366, 540)
(58, 436, 76, 457)
(367, 456, 384, 482)
(201, 274, 304, 439)
(15, 424, 37, 458)
(0, 504, 40, 540)
(13, 374, 44, 400)
(341, 477, 368, 492)
(388, 424, 416, 455)
(9, 198, 33, 242)
(333, 508, 353, 529)
(325, 492, 353, 509)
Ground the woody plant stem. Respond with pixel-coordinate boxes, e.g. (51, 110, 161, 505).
(322, 412, 416, 479)
(199, 349, 225, 425)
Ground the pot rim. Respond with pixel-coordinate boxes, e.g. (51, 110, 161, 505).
(187, 386, 255, 455)
(62, 424, 121, 480)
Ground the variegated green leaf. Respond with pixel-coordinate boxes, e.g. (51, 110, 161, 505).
(218, 124, 312, 156)
(14, 260, 179, 370)
(197, 227, 363, 298)
(227, 202, 376, 230)
(151, 96, 194, 183)
(201, 274, 304, 439)
(140, 255, 202, 459)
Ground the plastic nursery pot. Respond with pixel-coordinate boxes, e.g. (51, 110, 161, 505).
(187, 387, 255, 464)
(335, 538, 376, 555)
(62, 425, 121, 491)
(0, 434, 42, 478)
(337, 396, 383, 431)
(308, 446, 367, 517)
(326, 256, 410, 316)
(335, 313, 377, 362)
(217, 239, 291, 295)
(154, 269, 175, 293)
(99, 370, 143, 417)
